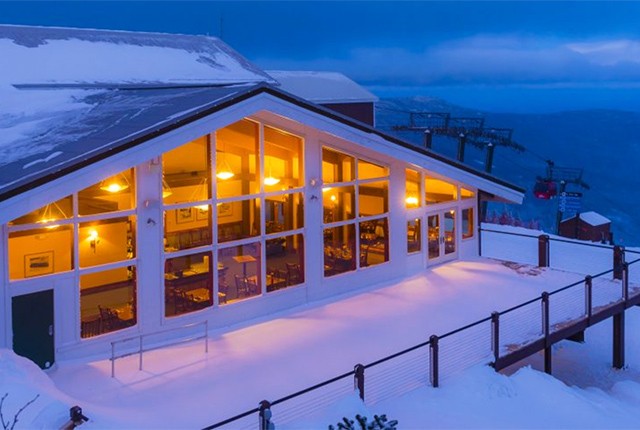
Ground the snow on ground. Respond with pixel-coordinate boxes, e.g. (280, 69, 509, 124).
(3, 227, 640, 428)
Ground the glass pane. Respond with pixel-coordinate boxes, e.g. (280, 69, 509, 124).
(79, 168, 135, 215)
(444, 210, 456, 255)
(80, 267, 136, 338)
(462, 208, 474, 239)
(80, 266, 137, 338)
(405, 169, 421, 208)
(217, 198, 260, 243)
(79, 216, 136, 268)
(461, 187, 475, 200)
(9, 195, 72, 226)
(360, 218, 388, 268)
(265, 192, 304, 234)
(216, 119, 259, 198)
(407, 218, 422, 253)
(164, 206, 212, 252)
(322, 147, 354, 184)
(8, 226, 73, 280)
(358, 180, 388, 216)
(358, 159, 388, 180)
(322, 185, 355, 223)
(323, 224, 356, 277)
(264, 126, 303, 190)
(218, 243, 261, 304)
(163, 136, 210, 205)
(425, 176, 457, 204)
(165, 252, 213, 317)
(427, 214, 440, 260)
(266, 233, 305, 292)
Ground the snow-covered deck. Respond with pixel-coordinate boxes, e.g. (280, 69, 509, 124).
(47, 258, 586, 428)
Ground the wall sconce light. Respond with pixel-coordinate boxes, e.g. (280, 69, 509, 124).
(88, 230, 100, 253)
(405, 196, 419, 206)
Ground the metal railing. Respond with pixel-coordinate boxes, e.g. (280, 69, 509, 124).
(110, 320, 208, 378)
(205, 252, 640, 429)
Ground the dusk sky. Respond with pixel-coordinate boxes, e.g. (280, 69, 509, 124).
(3, 1, 640, 113)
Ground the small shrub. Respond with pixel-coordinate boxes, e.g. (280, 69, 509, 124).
(329, 413, 398, 430)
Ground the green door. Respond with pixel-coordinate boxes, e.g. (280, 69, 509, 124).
(12, 290, 55, 369)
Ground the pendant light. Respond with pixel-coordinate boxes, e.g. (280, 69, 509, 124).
(162, 176, 173, 198)
(216, 143, 234, 180)
(37, 201, 68, 229)
(264, 158, 281, 186)
(190, 177, 209, 211)
(100, 172, 130, 193)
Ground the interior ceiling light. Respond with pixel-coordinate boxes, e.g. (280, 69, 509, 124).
(37, 201, 68, 229)
(216, 147, 234, 180)
(100, 172, 130, 193)
(263, 158, 281, 186)
(405, 196, 419, 206)
(190, 178, 210, 211)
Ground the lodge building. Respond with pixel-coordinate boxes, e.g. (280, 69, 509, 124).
(0, 25, 523, 368)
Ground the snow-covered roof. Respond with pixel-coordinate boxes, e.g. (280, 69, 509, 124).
(0, 25, 276, 87)
(0, 84, 256, 196)
(579, 211, 611, 226)
(562, 211, 611, 226)
(268, 70, 378, 104)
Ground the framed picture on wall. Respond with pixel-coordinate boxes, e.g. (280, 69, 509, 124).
(176, 207, 194, 224)
(196, 207, 209, 221)
(24, 251, 54, 278)
(218, 202, 233, 218)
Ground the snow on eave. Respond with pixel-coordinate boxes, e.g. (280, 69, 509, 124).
(267, 70, 379, 104)
(563, 211, 611, 226)
(0, 24, 277, 87)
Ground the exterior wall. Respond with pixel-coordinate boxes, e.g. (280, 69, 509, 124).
(321, 102, 375, 127)
(1, 101, 484, 360)
(559, 218, 611, 242)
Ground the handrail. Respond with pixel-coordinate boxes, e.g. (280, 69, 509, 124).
(110, 320, 208, 377)
(203, 237, 633, 429)
(480, 228, 539, 239)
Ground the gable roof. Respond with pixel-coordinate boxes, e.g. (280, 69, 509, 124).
(563, 211, 611, 227)
(0, 25, 275, 87)
(0, 83, 523, 205)
(268, 70, 378, 104)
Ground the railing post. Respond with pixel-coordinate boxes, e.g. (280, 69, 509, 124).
(614, 245, 626, 280)
(491, 312, 500, 364)
(538, 234, 550, 267)
(585, 276, 593, 322)
(110, 342, 115, 378)
(205, 320, 209, 354)
(429, 335, 439, 388)
(139, 335, 143, 371)
(613, 312, 626, 369)
(354, 364, 365, 401)
(541, 292, 552, 375)
(423, 129, 432, 149)
(623, 262, 629, 303)
(259, 400, 273, 430)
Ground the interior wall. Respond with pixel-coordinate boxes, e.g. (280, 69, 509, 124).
(8, 228, 73, 280)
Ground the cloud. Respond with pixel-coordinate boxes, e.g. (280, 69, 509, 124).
(256, 35, 640, 87)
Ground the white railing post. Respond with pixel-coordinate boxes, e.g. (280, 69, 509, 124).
(205, 320, 209, 354)
(111, 342, 116, 378)
(139, 335, 143, 371)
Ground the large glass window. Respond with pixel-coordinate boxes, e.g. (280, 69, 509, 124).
(80, 267, 136, 338)
(79, 216, 135, 268)
(462, 208, 474, 239)
(407, 218, 422, 253)
(264, 125, 303, 190)
(78, 169, 135, 215)
(216, 119, 260, 198)
(9, 195, 73, 226)
(8, 226, 73, 280)
(218, 243, 261, 303)
(405, 169, 421, 208)
(266, 233, 304, 292)
(425, 175, 457, 205)
(322, 147, 389, 277)
(165, 251, 213, 317)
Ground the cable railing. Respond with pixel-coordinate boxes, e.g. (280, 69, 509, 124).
(479, 224, 634, 275)
(110, 320, 208, 378)
(204, 253, 640, 430)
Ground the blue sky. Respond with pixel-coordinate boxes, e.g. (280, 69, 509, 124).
(2, 1, 640, 113)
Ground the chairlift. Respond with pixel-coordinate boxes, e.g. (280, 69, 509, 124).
(533, 178, 558, 200)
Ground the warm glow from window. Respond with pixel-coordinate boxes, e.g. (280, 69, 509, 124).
(264, 176, 281, 186)
(405, 196, 419, 206)
(216, 170, 234, 180)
